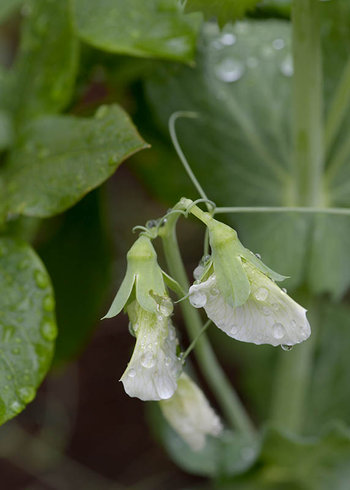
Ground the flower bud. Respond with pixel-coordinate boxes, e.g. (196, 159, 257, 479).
(159, 373, 222, 451)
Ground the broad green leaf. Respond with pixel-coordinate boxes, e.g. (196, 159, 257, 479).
(0, 237, 56, 424)
(0, 0, 23, 23)
(71, 0, 202, 62)
(220, 424, 350, 490)
(323, 0, 350, 208)
(38, 190, 113, 365)
(1, 104, 148, 218)
(147, 402, 259, 477)
(9, 0, 79, 124)
(144, 20, 309, 290)
(185, 0, 260, 25)
(143, 18, 350, 297)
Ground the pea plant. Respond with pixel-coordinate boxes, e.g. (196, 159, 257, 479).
(1, 0, 350, 487)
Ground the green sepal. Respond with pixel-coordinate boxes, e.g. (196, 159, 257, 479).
(103, 235, 167, 318)
(162, 270, 185, 297)
(208, 219, 251, 308)
(238, 245, 288, 282)
(102, 265, 136, 319)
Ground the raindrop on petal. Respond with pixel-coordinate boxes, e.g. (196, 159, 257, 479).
(273, 323, 285, 339)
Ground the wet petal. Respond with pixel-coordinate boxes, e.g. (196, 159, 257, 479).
(159, 373, 223, 451)
(121, 303, 181, 401)
(190, 269, 310, 347)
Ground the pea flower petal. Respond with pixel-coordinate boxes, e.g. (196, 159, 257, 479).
(189, 262, 310, 347)
(121, 301, 182, 401)
(159, 373, 223, 451)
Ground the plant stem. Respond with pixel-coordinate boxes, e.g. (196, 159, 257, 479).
(271, 302, 316, 432)
(270, 0, 322, 432)
(159, 214, 256, 436)
(325, 55, 350, 157)
(214, 206, 350, 216)
(292, 0, 324, 207)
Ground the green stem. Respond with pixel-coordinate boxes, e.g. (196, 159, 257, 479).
(214, 206, 350, 216)
(181, 319, 212, 361)
(325, 55, 350, 157)
(159, 214, 256, 436)
(271, 0, 323, 431)
(292, 0, 324, 207)
(270, 302, 317, 432)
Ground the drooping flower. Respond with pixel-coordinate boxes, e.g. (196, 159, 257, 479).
(189, 218, 310, 347)
(121, 300, 182, 401)
(103, 235, 182, 400)
(159, 372, 223, 451)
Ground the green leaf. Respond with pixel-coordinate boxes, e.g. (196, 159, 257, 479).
(38, 190, 113, 365)
(1, 104, 148, 218)
(185, 0, 260, 25)
(147, 402, 259, 477)
(143, 18, 350, 297)
(306, 303, 350, 434)
(143, 21, 308, 289)
(0, 237, 56, 424)
(9, 0, 79, 124)
(71, 0, 202, 62)
(0, 110, 14, 151)
(0, 0, 23, 23)
(229, 424, 350, 490)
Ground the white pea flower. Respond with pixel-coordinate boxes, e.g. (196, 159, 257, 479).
(103, 235, 182, 400)
(121, 300, 182, 401)
(189, 218, 310, 347)
(159, 372, 223, 451)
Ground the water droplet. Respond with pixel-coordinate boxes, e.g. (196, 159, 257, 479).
(18, 386, 35, 403)
(128, 368, 136, 378)
(10, 401, 22, 414)
(272, 38, 285, 50)
(34, 270, 48, 289)
(108, 155, 118, 166)
(262, 306, 271, 316)
(41, 321, 57, 341)
(141, 352, 155, 369)
(230, 325, 239, 335)
(158, 297, 173, 317)
(165, 357, 171, 367)
(254, 287, 268, 301)
(168, 327, 176, 341)
(273, 323, 285, 339)
(157, 382, 174, 399)
(189, 291, 207, 308)
(43, 295, 54, 312)
(281, 344, 293, 351)
(193, 265, 204, 280)
(280, 55, 294, 77)
(271, 303, 279, 311)
(255, 253, 261, 259)
(220, 33, 236, 46)
(215, 58, 245, 83)
(200, 255, 211, 266)
(282, 288, 287, 294)
(210, 287, 219, 297)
